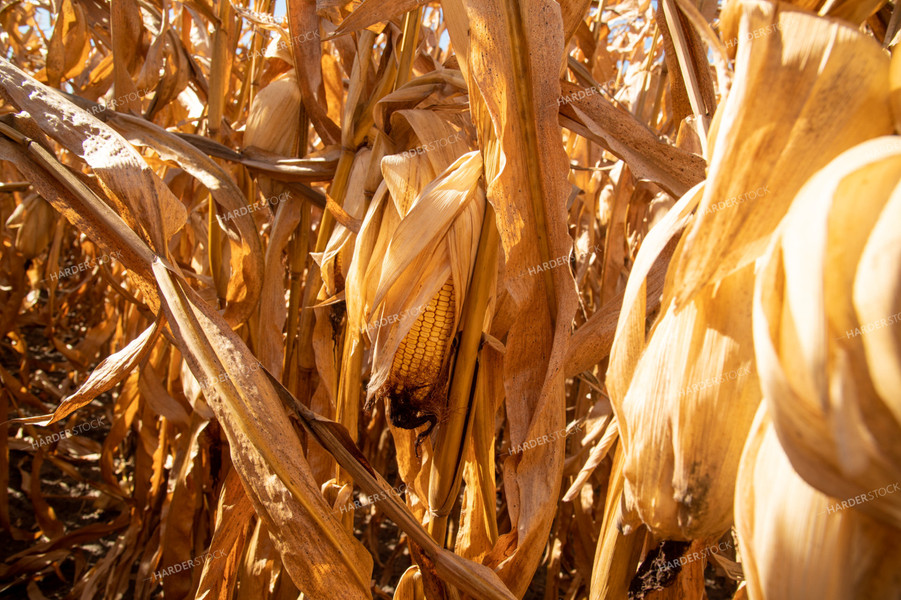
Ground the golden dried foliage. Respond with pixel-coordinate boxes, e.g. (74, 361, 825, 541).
(0, 0, 899, 598)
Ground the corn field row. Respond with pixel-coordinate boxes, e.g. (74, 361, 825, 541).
(0, 0, 899, 598)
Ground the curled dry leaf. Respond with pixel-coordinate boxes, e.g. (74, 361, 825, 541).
(6, 0, 901, 597)
(151, 257, 375, 599)
(753, 136, 901, 529)
(673, 0, 894, 306)
(108, 112, 265, 326)
(0, 59, 186, 254)
(440, 1, 580, 595)
(735, 405, 901, 600)
(6, 317, 161, 428)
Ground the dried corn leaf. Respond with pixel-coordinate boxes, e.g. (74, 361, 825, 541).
(735, 405, 901, 600)
(330, 0, 430, 38)
(151, 258, 374, 598)
(753, 136, 901, 529)
(440, 0, 579, 594)
(108, 112, 265, 325)
(0, 61, 185, 253)
(673, 1, 893, 305)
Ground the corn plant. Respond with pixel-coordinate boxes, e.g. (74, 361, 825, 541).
(0, 0, 899, 598)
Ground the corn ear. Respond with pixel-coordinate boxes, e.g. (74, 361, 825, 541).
(753, 136, 901, 529)
(607, 182, 759, 540)
(244, 71, 302, 156)
(608, 0, 897, 541)
(365, 150, 484, 428)
(617, 261, 759, 540)
(735, 405, 901, 600)
(387, 278, 456, 395)
(429, 200, 498, 544)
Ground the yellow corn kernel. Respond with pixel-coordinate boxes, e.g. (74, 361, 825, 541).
(334, 248, 346, 291)
(388, 277, 456, 401)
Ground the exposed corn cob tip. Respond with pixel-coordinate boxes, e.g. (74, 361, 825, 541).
(373, 277, 457, 442)
(334, 249, 346, 292)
